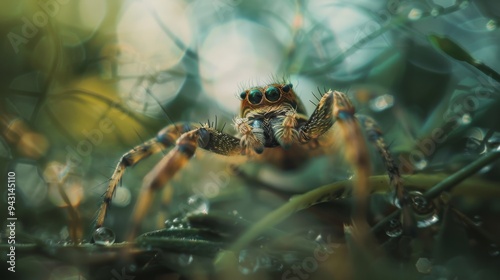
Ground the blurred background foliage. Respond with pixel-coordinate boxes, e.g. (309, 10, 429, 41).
(0, 0, 500, 279)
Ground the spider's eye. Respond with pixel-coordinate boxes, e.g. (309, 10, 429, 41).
(265, 86, 280, 102)
(282, 83, 293, 93)
(240, 91, 247, 99)
(248, 89, 263, 104)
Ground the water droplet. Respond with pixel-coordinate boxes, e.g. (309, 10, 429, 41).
(246, 254, 282, 272)
(416, 213, 439, 228)
(409, 192, 440, 228)
(489, 244, 499, 257)
(164, 219, 172, 227)
(385, 219, 403, 237)
(430, 8, 440, 16)
(270, 258, 284, 272)
(369, 94, 394, 112)
(112, 187, 132, 207)
(408, 8, 423, 20)
(459, 114, 472, 125)
(92, 227, 115, 246)
(238, 249, 260, 275)
(473, 215, 483, 226)
(60, 241, 72, 246)
(416, 257, 432, 274)
(178, 254, 193, 266)
(306, 230, 316, 240)
(228, 209, 243, 219)
(258, 254, 272, 268)
(485, 134, 500, 152)
(410, 192, 433, 215)
(185, 194, 209, 215)
(414, 158, 428, 170)
(165, 217, 187, 229)
(315, 234, 324, 244)
(59, 227, 69, 240)
(465, 128, 486, 155)
(486, 20, 497, 31)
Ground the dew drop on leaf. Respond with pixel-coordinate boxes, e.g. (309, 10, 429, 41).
(178, 254, 194, 266)
(93, 227, 116, 246)
(486, 20, 497, 31)
(238, 249, 260, 275)
(385, 219, 403, 237)
(186, 194, 209, 215)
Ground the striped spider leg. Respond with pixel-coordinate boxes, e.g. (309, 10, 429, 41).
(95, 122, 242, 239)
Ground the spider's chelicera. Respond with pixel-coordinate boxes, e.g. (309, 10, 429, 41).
(95, 82, 403, 240)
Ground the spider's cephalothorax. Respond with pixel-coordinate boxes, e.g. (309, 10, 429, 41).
(94, 82, 403, 240)
(235, 82, 339, 157)
(236, 83, 308, 151)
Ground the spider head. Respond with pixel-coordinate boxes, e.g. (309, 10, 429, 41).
(239, 83, 306, 117)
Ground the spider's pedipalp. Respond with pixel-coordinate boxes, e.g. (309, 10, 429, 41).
(272, 110, 299, 149)
(235, 117, 265, 154)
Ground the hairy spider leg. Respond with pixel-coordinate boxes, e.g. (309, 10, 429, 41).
(95, 123, 194, 229)
(299, 90, 371, 222)
(358, 116, 414, 234)
(358, 116, 405, 203)
(126, 126, 241, 239)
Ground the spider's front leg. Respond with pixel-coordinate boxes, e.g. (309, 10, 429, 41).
(95, 123, 193, 229)
(127, 126, 241, 239)
(300, 91, 408, 231)
(299, 90, 372, 219)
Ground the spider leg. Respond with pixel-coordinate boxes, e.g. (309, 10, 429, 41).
(95, 123, 194, 229)
(299, 90, 371, 220)
(358, 115, 414, 234)
(298, 91, 335, 143)
(127, 126, 241, 239)
(357, 115, 405, 204)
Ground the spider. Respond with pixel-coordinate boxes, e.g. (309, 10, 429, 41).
(94, 82, 404, 239)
